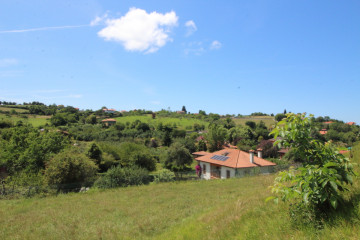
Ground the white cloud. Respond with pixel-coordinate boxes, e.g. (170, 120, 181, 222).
(0, 58, 18, 67)
(98, 8, 178, 53)
(185, 20, 197, 36)
(210, 40, 222, 50)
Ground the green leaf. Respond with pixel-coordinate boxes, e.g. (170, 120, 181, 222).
(265, 196, 275, 203)
(330, 196, 338, 209)
(329, 181, 338, 191)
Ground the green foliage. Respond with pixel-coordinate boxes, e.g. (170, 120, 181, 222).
(94, 165, 150, 189)
(164, 142, 193, 172)
(153, 169, 175, 183)
(275, 113, 286, 122)
(0, 125, 69, 174)
(269, 113, 356, 221)
(245, 121, 256, 129)
(44, 148, 98, 189)
(86, 143, 102, 165)
(206, 124, 227, 152)
(98, 142, 156, 171)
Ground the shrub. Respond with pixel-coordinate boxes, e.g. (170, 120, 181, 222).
(268, 113, 355, 223)
(153, 169, 175, 183)
(94, 165, 150, 189)
(44, 149, 98, 190)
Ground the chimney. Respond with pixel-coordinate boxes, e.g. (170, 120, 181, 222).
(249, 150, 255, 163)
(257, 148, 263, 158)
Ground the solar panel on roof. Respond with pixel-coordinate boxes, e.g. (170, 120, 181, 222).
(211, 155, 229, 161)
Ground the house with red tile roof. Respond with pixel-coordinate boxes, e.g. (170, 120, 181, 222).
(102, 108, 117, 114)
(102, 118, 117, 127)
(193, 148, 276, 180)
(346, 122, 356, 125)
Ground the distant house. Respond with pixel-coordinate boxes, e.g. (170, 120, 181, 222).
(102, 118, 116, 127)
(193, 148, 276, 180)
(278, 148, 290, 159)
(324, 121, 334, 124)
(346, 122, 356, 126)
(103, 108, 117, 114)
(176, 111, 186, 114)
(319, 129, 328, 135)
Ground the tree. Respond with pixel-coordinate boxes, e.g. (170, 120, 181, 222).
(164, 142, 193, 178)
(206, 124, 228, 152)
(86, 143, 102, 165)
(182, 106, 187, 113)
(245, 121, 256, 129)
(275, 113, 286, 122)
(44, 149, 98, 190)
(268, 113, 355, 222)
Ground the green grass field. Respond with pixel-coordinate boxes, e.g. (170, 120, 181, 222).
(115, 115, 209, 130)
(0, 113, 50, 127)
(1, 144, 359, 239)
(0, 106, 29, 113)
(232, 116, 276, 128)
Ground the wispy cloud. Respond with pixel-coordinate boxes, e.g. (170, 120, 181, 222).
(0, 25, 90, 34)
(210, 40, 222, 50)
(98, 8, 178, 53)
(0, 58, 18, 67)
(185, 20, 197, 37)
(90, 13, 108, 26)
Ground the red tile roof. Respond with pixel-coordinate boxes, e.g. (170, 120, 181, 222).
(324, 121, 333, 124)
(346, 122, 355, 125)
(195, 148, 276, 169)
(192, 151, 209, 156)
(319, 129, 328, 135)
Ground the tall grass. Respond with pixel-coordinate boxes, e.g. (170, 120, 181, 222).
(0, 144, 359, 239)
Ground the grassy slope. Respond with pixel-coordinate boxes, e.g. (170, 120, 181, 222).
(0, 113, 49, 127)
(232, 116, 275, 128)
(1, 144, 359, 239)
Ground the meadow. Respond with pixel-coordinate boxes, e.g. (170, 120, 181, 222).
(232, 116, 276, 128)
(0, 113, 49, 127)
(1, 144, 359, 239)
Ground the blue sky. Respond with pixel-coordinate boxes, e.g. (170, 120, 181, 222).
(0, 0, 359, 122)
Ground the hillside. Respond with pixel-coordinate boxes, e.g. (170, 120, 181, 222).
(1, 144, 359, 240)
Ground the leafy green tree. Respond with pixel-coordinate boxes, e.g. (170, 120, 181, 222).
(245, 121, 256, 129)
(275, 113, 287, 122)
(85, 114, 97, 124)
(164, 142, 193, 177)
(44, 149, 98, 190)
(268, 113, 355, 221)
(86, 143, 102, 165)
(206, 124, 228, 152)
(182, 106, 187, 113)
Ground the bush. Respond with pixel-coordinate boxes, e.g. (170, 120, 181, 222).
(153, 169, 175, 183)
(94, 165, 150, 189)
(44, 149, 98, 190)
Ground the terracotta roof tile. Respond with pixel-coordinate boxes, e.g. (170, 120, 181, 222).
(195, 148, 276, 169)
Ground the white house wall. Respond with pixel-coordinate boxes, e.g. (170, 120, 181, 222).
(200, 162, 211, 180)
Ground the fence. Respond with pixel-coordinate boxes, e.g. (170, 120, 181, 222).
(1, 164, 292, 200)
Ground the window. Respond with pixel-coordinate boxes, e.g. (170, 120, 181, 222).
(203, 164, 206, 174)
(226, 170, 230, 179)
